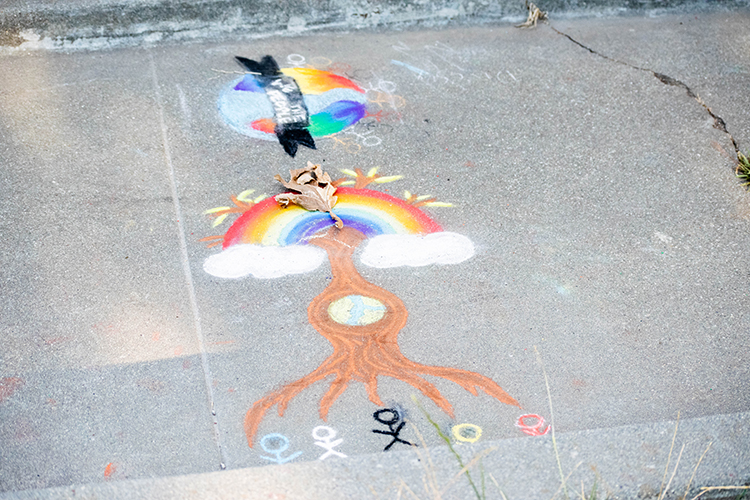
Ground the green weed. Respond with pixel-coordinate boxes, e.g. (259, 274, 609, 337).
(736, 152, 750, 189)
(411, 395, 494, 500)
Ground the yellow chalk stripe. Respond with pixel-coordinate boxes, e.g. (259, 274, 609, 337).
(237, 189, 255, 201)
(212, 214, 229, 227)
(373, 175, 403, 184)
(204, 206, 231, 214)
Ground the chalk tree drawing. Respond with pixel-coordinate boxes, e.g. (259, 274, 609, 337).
(219, 55, 368, 156)
(202, 168, 520, 447)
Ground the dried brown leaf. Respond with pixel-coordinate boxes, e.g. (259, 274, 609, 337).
(275, 162, 343, 228)
(282, 162, 333, 188)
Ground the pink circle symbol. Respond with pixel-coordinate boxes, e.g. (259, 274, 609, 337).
(516, 414, 550, 436)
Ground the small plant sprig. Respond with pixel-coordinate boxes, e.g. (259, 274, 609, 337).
(411, 395, 491, 500)
(736, 151, 750, 190)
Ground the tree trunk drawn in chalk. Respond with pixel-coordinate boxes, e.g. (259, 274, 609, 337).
(201, 168, 521, 448)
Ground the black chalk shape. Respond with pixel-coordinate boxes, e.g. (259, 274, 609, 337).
(234, 55, 316, 157)
(235, 55, 280, 76)
(276, 127, 316, 157)
(373, 409, 400, 425)
(372, 408, 414, 451)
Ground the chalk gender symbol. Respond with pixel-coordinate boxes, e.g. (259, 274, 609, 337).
(372, 408, 413, 451)
(258, 433, 303, 463)
(312, 425, 346, 459)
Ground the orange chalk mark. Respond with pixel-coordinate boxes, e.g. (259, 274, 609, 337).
(243, 227, 520, 447)
(104, 462, 116, 479)
(199, 235, 224, 248)
(251, 118, 276, 134)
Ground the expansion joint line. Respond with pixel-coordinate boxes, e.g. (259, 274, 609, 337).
(149, 53, 228, 470)
(548, 24, 741, 157)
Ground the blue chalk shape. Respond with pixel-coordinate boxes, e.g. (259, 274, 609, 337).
(390, 60, 430, 76)
(258, 433, 303, 464)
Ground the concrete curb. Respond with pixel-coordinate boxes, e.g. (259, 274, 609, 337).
(1, 0, 748, 51)
(2, 411, 748, 499)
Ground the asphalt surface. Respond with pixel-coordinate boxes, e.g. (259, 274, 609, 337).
(0, 9, 749, 499)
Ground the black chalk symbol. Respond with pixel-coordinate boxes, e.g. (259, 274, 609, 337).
(234, 55, 316, 157)
(275, 127, 316, 157)
(235, 55, 281, 76)
(372, 408, 415, 451)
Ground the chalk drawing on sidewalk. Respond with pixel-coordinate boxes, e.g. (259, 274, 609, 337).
(103, 462, 117, 480)
(372, 408, 414, 451)
(316, 80, 407, 154)
(202, 167, 521, 448)
(452, 423, 482, 443)
(258, 433, 303, 464)
(218, 54, 408, 156)
(219, 55, 367, 156)
(516, 414, 550, 436)
(312, 426, 347, 460)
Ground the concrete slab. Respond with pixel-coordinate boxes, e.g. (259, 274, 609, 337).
(0, 52, 222, 490)
(1, 10, 749, 496)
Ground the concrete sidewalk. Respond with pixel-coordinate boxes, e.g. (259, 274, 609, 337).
(1, 9, 749, 499)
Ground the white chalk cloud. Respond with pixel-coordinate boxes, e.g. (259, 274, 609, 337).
(204, 244, 326, 279)
(360, 232, 475, 268)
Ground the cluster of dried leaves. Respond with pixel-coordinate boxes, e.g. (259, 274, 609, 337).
(516, 0, 547, 28)
(275, 162, 344, 228)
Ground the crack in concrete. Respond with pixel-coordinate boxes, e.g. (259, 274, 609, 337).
(549, 25, 741, 158)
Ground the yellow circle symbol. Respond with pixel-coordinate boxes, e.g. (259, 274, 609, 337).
(452, 423, 482, 443)
(328, 295, 387, 326)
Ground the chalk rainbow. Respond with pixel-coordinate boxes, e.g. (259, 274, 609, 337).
(233, 68, 364, 95)
(223, 188, 443, 248)
(278, 68, 364, 95)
